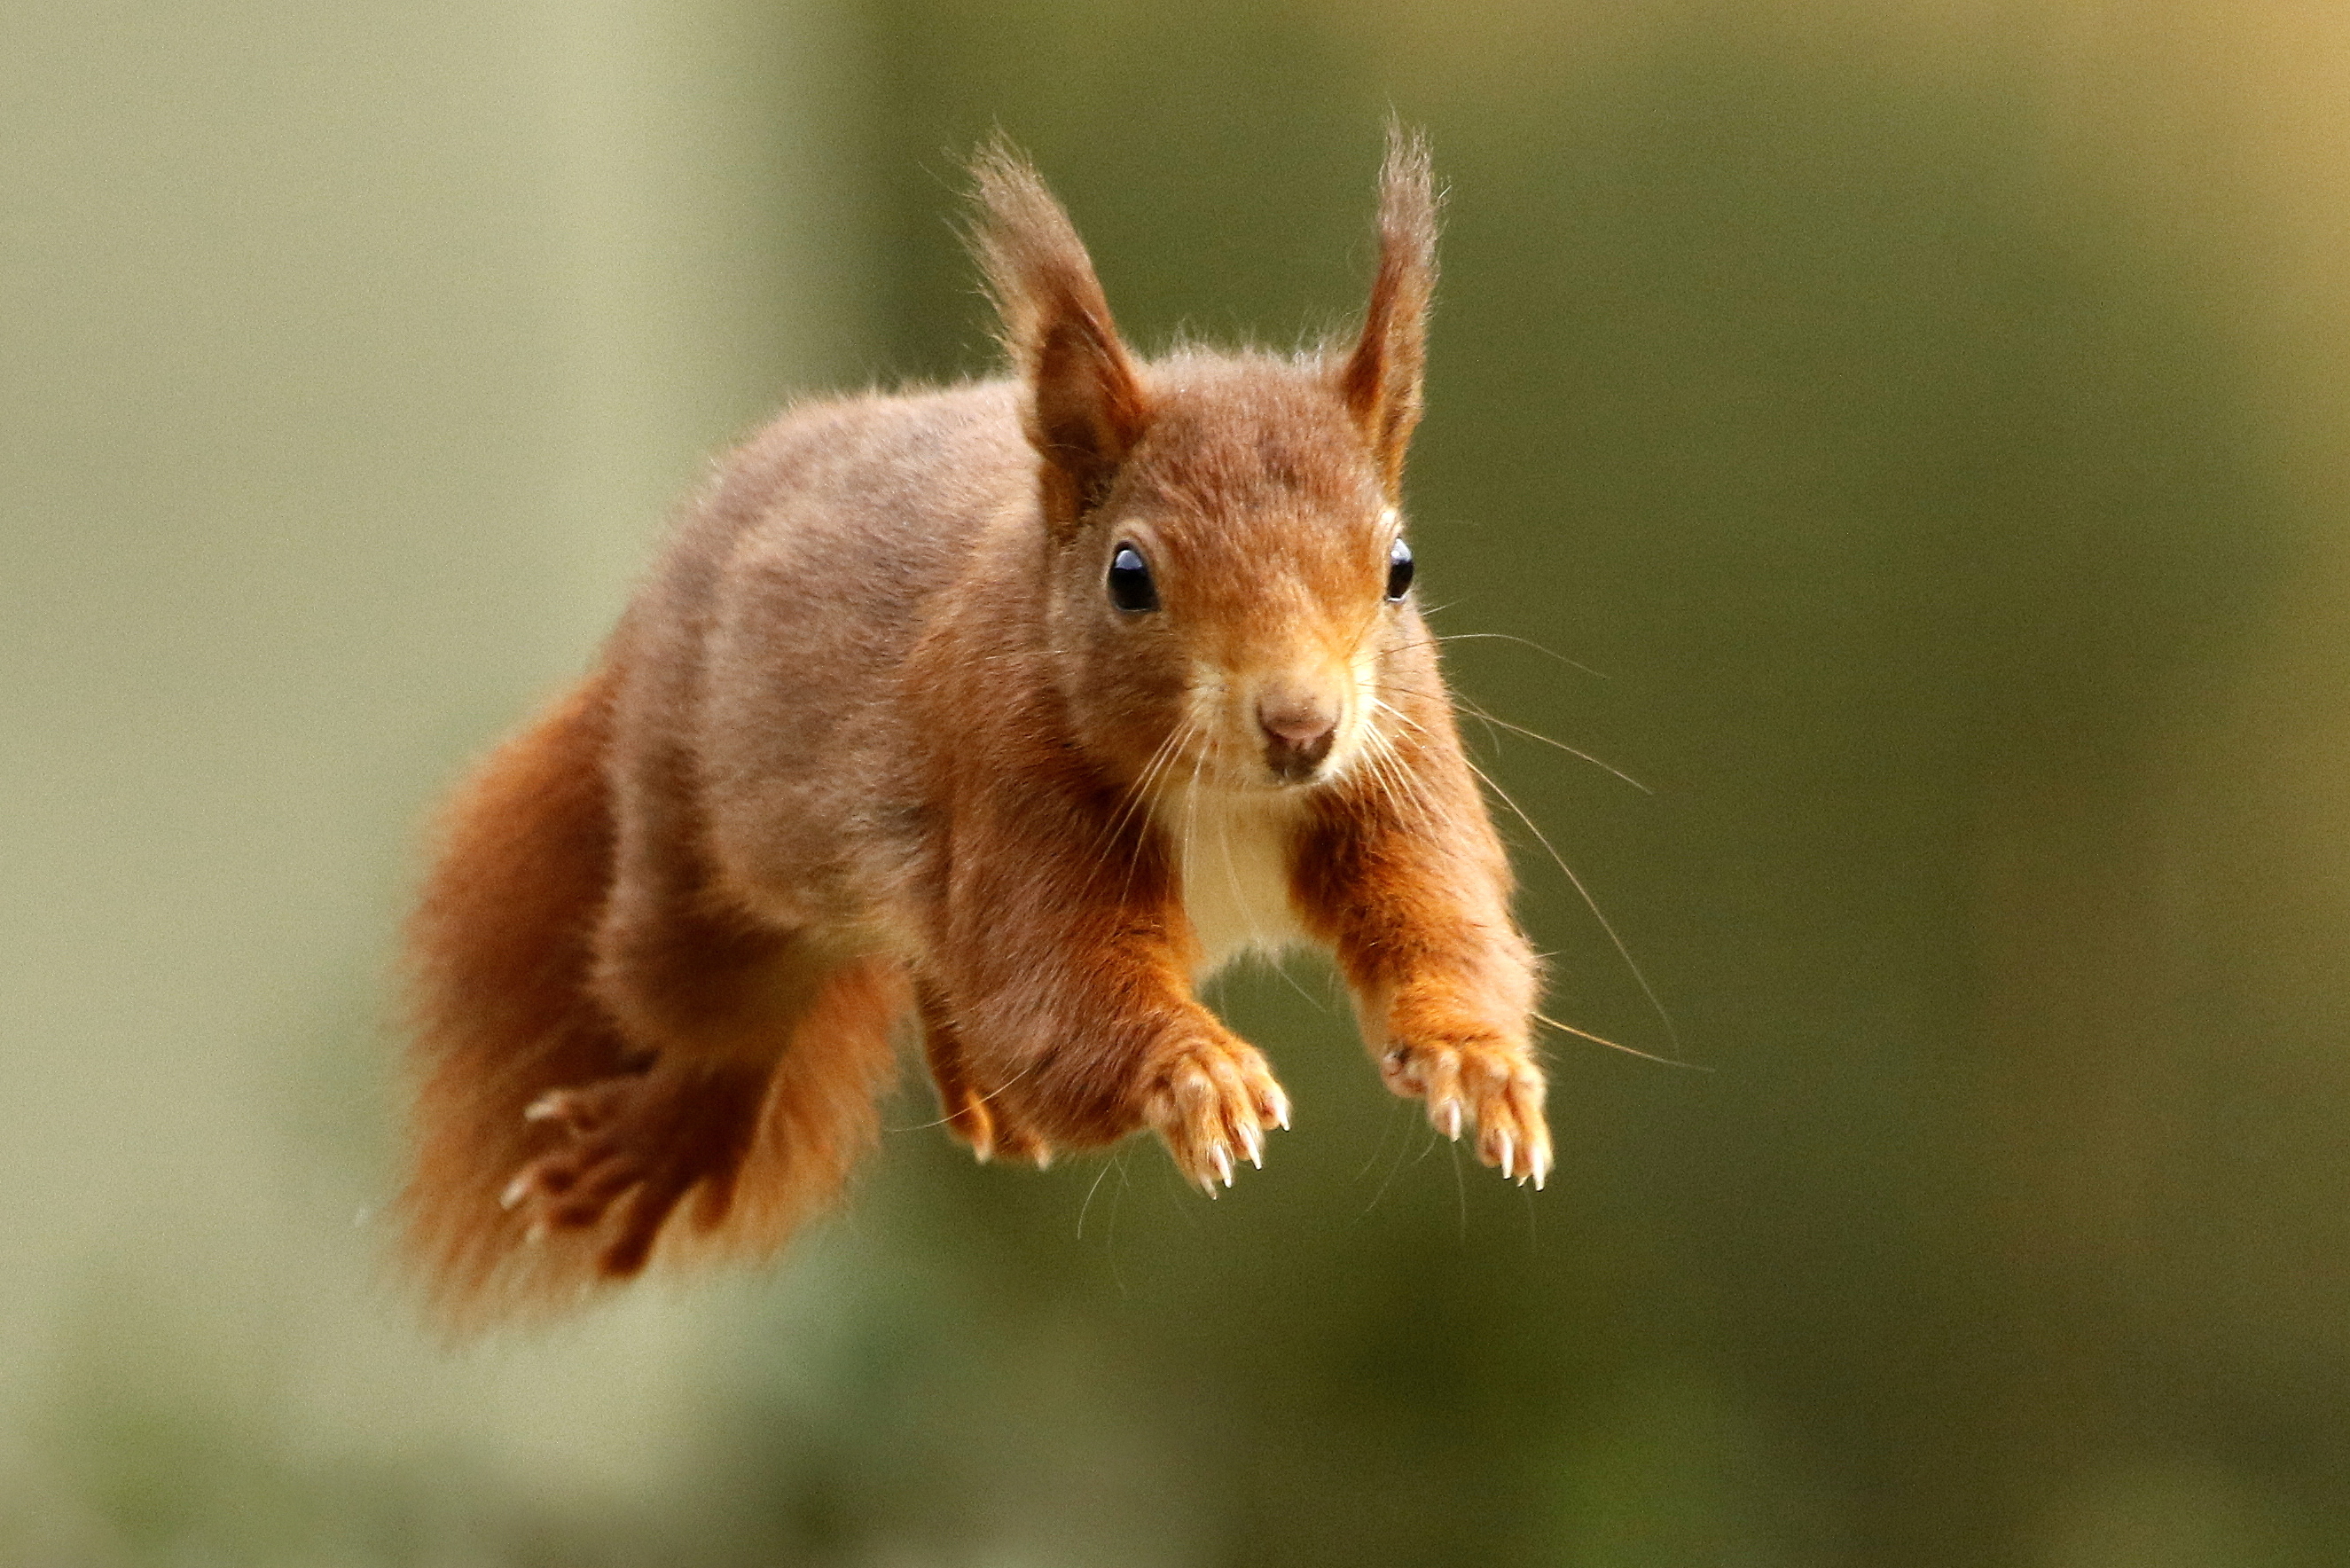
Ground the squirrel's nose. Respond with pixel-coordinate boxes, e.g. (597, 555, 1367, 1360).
(1257, 686, 1338, 782)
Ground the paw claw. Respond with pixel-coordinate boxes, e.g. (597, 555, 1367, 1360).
(1383, 1031, 1550, 1193)
(942, 1086, 1056, 1172)
(1145, 1033, 1288, 1195)
(495, 1064, 763, 1275)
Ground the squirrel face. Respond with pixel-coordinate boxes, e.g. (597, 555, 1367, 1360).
(971, 137, 1437, 806)
(1045, 356, 1414, 799)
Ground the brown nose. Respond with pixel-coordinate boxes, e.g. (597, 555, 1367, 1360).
(1257, 687, 1338, 782)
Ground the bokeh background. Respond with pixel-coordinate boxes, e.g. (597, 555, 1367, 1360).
(10, 1, 2350, 1563)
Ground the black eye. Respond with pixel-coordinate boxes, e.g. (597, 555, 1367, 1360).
(1108, 543, 1160, 612)
(1385, 537, 1414, 602)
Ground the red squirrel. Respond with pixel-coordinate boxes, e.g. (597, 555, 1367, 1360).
(399, 130, 1547, 1325)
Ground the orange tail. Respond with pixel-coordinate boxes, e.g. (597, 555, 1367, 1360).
(396, 667, 903, 1329)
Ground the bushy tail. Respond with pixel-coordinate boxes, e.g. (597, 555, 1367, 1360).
(396, 667, 902, 1331)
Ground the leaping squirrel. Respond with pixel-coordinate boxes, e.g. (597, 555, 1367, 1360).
(398, 129, 1547, 1327)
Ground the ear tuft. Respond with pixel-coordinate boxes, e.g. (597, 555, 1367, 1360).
(1337, 123, 1440, 497)
(967, 137, 1151, 524)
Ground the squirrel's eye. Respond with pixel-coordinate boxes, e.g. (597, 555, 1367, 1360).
(1385, 537, 1414, 602)
(1108, 543, 1160, 613)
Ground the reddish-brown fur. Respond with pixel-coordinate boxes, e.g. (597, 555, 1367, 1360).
(397, 129, 1546, 1328)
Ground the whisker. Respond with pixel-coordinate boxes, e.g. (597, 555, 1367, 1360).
(1373, 727, 1445, 836)
(1099, 732, 1171, 864)
(1266, 953, 1330, 1014)
(1205, 784, 1325, 1013)
(1451, 701, 1651, 795)
(886, 1050, 1046, 1133)
(1358, 742, 1413, 841)
(1112, 717, 1198, 907)
(1105, 1151, 1132, 1296)
(1359, 1108, 1430, 1218)
(1077, 1156, 1116, 1238)
(1179, 741, 1209, 954)
(1374, 670, 1651, 796)
(1361, 716, 1688, 1064)
(1425, 630, 1610, 680)
(1455, 752, 1680, 1050)
(1115, 723, 1188, 842)
(1381, 721, 1451, 832)
(1357, 711, 1444, 841)
(1531, 1010, 1708, 1070)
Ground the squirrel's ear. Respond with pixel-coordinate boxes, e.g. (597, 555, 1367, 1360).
(1337, 126, 1439, 498)
(968, 138, 1152, 526)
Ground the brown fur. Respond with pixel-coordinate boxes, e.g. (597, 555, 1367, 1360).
(396, 128, 1546, 1328)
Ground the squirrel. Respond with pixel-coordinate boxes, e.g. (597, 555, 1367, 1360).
(397, 129, 1547, 1327)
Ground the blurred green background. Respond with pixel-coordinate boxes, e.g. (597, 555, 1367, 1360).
(9, 1, 2350, 1563)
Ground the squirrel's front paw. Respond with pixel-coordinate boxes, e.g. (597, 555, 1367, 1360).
(1382, 1034, 1550, 1187)
(1141, 1033, 1291, 1196)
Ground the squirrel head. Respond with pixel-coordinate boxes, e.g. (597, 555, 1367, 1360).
(968, 130, 1440, 800)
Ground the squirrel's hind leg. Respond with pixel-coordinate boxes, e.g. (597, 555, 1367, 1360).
(497, 816, 902, 1277)
(501, 932, 905, 1280)
(503, 1054, 772, 1276)
(917, 978, 1053, 1169)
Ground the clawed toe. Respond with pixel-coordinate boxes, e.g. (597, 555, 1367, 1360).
(1383, 1037, 1551, 1188)
(521, 1082, 625, 1136)
(940, 1085, 1054, 1170)
(497, 1063, 764, 1275)
(1144, 1035, 1289, 1196)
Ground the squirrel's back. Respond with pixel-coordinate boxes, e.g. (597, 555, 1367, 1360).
(659, 378, 1031, 628)
(618, 379, 1038, 930)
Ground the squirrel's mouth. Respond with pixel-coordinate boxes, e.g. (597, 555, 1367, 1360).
(1168, 733, 1340, 796)
(1262, 723, 1336, 783)
(1253, 714, 1366, 791)
(1164, 660, 1370, 795)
